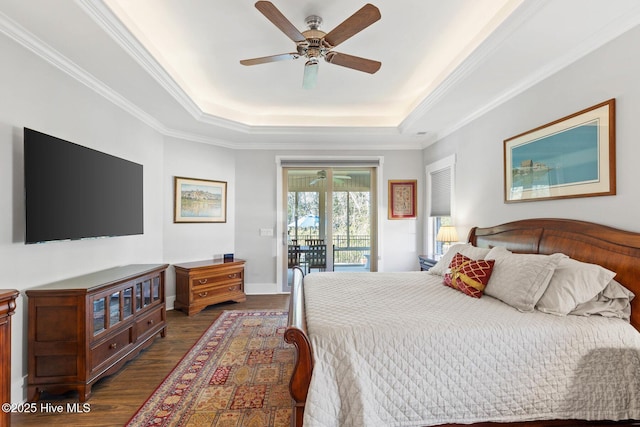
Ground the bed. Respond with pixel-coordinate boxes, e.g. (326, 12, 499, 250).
(284, 218, 640, 427)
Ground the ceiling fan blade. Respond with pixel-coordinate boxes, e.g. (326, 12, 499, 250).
(240, 52, 299, 66)
(324, 4, 381, 48)
(255, 1, 307, 43)
(302, 60, 319, 89)
(325, 51, 381, 74)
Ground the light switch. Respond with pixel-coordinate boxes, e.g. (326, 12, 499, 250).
(259, 228, 273, 237)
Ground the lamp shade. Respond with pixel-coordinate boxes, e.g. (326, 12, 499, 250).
(436, 225, 458, 243)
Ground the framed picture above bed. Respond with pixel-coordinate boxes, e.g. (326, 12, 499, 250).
(174, 176, 227, 223)
(388, 180, 417, 219)
(504, 99, 615, 203)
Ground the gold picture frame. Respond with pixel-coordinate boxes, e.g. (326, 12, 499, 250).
(174, 176, 227, 223)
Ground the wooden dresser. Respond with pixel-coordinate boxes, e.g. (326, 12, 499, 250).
(174, 259, 246, 316)
(1, 290, 19, 427)
(26, 264, 168, 402)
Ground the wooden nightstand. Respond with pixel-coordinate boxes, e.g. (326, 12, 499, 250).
(418, 255, 437, 271)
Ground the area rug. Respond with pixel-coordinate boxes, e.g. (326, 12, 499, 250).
(126, 311, 293, 427)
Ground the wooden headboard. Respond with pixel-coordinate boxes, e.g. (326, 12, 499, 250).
(468, 218, 640, 331)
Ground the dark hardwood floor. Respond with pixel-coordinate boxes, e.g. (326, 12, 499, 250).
(11, 294, 290, 427)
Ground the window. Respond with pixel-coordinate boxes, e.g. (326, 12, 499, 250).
(425, 155, 455, 258)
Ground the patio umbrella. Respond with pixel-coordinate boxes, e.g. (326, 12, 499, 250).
(288, 214, 319, 228)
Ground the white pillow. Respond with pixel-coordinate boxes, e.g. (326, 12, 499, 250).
(569, 279, 634, 321)
(428, 243, 490, 276)
(484, 247, 566, 312)
(536, 257, 617, 316)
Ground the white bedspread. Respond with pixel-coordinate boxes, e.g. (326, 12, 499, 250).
(302, 271, 640, 427)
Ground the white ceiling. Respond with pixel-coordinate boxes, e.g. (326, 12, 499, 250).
(1, 0, 640, 150)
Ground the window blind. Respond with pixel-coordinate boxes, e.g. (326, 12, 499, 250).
(429, 166, 451, 217)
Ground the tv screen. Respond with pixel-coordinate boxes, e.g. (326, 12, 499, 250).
(24, 128, 144, 244)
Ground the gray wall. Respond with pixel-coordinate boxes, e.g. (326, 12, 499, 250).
(424, 25, 640, 240)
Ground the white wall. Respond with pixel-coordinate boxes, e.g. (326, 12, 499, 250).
(0, 35, 165, 400)
(424, 25, 640, 241)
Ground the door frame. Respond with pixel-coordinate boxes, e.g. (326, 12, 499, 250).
(276, 156, 384, 292)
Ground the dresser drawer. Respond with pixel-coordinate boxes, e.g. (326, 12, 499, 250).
(190, 269, 243, 289)
(135, 306, 165, 340)
(90, 327, 133, 371)
(193, 282, 243, 302)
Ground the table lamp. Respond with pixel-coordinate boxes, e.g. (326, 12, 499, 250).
(436, 225, 458, 254)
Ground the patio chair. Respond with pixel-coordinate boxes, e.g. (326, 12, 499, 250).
(306, 244, 327, 273)
(288, 245, 301, 269)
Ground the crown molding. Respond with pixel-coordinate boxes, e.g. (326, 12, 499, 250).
(76, 0, 204, 122)
(433, 2, 640, 143)
(399, 0, 539, 134)
(0, 8, 171, 135)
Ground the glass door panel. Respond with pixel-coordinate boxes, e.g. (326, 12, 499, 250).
(284, 167, 376, 290)
(332, 168, 373, 272)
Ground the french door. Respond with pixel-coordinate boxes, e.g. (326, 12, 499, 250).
(282, 166, 377, 290)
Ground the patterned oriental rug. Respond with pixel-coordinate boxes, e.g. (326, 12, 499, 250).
(126, 311, 294, 427)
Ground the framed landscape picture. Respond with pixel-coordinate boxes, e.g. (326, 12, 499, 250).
(174, 177, 227, 223)
(504, 99, 615, 203)
(388, 180, 417, 219)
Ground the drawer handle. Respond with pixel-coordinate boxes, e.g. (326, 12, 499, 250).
(228, 286, 236, 291)
(198, 292, 208, 297)
(148, 319, 154, 325)
(198, 279, 208, 284)
(228, 274, 237, 278)
(109, 343, 118, 350)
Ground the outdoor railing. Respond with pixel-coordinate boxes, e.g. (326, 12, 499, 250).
(288, 234, 370, 265)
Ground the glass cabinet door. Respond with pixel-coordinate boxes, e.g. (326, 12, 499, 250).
(134, 274, 161, 312)
(136, 283, 142, 310)
(93, 297, 106, 335)
(152, 277, 160, 302)
(109, 292, 120, 327)
(143, 279, 151, 306)
(123, 287, 133, 319)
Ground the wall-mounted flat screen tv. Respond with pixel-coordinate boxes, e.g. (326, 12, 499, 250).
(24, 128, 143, 244)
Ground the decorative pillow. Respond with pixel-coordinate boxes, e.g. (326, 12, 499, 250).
(429, 243, 491, 276)
(536, 257, 617, 316)
(444, 252, 495, 298)
(569, 279, 635, 321)
(484, 247, 566, 312)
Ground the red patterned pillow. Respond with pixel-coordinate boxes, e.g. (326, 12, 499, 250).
(444, 252, 495, 298)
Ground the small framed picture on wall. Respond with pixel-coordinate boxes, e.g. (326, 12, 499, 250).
(388, 180, 417, 219)
(174, 176, 227, 223)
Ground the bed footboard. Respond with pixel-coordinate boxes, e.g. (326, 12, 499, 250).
(284, 267, 313, 427)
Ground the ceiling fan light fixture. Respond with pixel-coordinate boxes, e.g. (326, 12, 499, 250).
(303, 59, 319, 89)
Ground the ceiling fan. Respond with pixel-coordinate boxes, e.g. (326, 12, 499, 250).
(310, 170, 352, 185)
(240, 1, 381, 89)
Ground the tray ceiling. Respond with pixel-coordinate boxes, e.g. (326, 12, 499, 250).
(1, 0, 639, 149)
